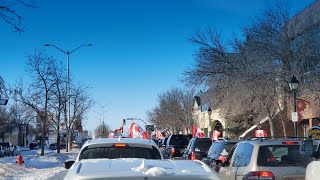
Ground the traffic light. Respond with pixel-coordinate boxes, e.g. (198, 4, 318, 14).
(123, 119, 126, 125)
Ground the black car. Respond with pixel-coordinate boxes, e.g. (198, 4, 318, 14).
(163, 134, 192, 159)
(182, 137, 212, 160)
(202, 139, 239, 171)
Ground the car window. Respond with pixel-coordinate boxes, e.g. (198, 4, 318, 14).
(194, 140, 212, 152)
(79, 146, 162, 160)
(169, 135, 191, 146)
(232, 143, 253, 167)
(257, 145, 302, 166)
(224, 143, 237, 152)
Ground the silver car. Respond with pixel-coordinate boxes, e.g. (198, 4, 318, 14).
(219, 138, 311, 180)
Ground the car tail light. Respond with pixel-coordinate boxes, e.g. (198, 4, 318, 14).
(114, 143, 127, 147)
(282, 141, 298, 145)
(171, 148, 175, 156)
(244, 171, 275, 180)
(191, 152, 196, 160)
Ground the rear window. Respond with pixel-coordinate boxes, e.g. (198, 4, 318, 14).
(79, 146, 162, 160)
(257, 145, 302, 166)
(194, 140, 212, 152)
(169, 135, 191, 146)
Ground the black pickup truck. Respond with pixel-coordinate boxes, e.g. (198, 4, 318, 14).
(163, 134, 192, 159)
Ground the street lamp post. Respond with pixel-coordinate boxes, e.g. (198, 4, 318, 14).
(289, 75, 299, 137)
(44, 43, 91, 150)
(44, 43, 92, 139)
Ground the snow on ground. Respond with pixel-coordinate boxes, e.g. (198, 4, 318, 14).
(0, 148, 79, 180)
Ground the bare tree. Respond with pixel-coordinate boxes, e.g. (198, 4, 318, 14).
(64, 83, 93, 151)
(47, 60, 66, 153)
(15, 52, 55, 156)
(0, 0, 36, 32)
(148, 88, 194, 134)
(94, 122, 110, 138)
(0, 107, 18, 142)
(184, 3, 320, 137)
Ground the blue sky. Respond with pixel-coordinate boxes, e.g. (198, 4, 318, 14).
(0, 0, 316, 134)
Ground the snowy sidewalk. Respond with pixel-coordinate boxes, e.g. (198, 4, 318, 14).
(0, 148, 79, 180)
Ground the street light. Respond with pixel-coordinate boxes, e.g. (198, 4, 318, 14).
(289, 75, 299, 137)
(207, 107, 212, 118)
(44, 43, 92, 137)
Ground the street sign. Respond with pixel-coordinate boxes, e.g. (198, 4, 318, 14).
(292, 112, 298, 122)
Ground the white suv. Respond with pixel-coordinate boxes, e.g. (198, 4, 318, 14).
(64, 137, 221, 180)
(219, 138, 312, 180)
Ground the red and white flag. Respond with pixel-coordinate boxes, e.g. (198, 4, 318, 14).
(129, 122, 148, 139)
(113, 128, 122, 137)
(156, 128, 164, 139)
(192, 125, 205, 138)
(108, 132, 115, 138)
(211, 130, 221, 140)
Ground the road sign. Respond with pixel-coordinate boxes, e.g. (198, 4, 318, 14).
(292, 112, 298, 122)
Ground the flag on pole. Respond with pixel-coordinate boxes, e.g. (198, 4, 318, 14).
(108, 132, 115, 138)
(211, 130, 221, 140)
(129, 122, 148, 139)
(192, 125, 205, 138)
(155, 128, 164, 139)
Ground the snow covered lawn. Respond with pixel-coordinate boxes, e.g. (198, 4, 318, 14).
(0, 148, 79, 180)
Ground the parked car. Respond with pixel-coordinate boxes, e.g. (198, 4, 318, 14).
(0, 145, 4, 157)
(64, 137, 164, 171)
(219, 138, 312, 180)
(202, 138, 240, 171)
(163, 134, 192, 159)
(0, 142, 11, 156)
(182, 137, 213, 160)
(49, 143, 57, 150)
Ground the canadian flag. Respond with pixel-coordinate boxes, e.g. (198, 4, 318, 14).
(212, 130, 221, 140)
(192, 125, 205, 138)
(113, 128, 122, 137)
(156, 128, 164, 139)
(129, 122, 148, 139)
(108, 132, 115, 138)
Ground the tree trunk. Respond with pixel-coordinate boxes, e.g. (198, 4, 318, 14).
(57, 125, 60, 154)
(66, 129, 69, 152)
(268, 114, 275, 138)
(41, 115, 46, 156)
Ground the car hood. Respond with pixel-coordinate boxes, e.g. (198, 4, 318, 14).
(64, 158, 220, 180)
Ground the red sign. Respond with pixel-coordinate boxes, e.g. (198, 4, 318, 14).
(296, 100, 306, 120)
(255, 130, 267, 137)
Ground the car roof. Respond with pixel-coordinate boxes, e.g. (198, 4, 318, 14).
(240, 138, 303, 145)
(65, 159, 220, 180)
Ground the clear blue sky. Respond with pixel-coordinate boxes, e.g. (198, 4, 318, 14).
(0, 0, 315, 135)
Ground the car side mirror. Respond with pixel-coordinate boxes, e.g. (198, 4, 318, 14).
(64, 160, 75, 169)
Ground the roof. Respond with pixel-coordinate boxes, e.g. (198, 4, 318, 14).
(64, 159, 220, 180)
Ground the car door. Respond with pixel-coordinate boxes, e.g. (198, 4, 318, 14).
(220, 143, 254, 180)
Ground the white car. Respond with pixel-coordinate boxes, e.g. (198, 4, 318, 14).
(64, 138, 164, 169)
(64, 137, 221, 179)
(64, 158, 221, 180)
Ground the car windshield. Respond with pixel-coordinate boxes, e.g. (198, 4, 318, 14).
(257, 145, 303, 166)
(79, 146, 162, 160)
